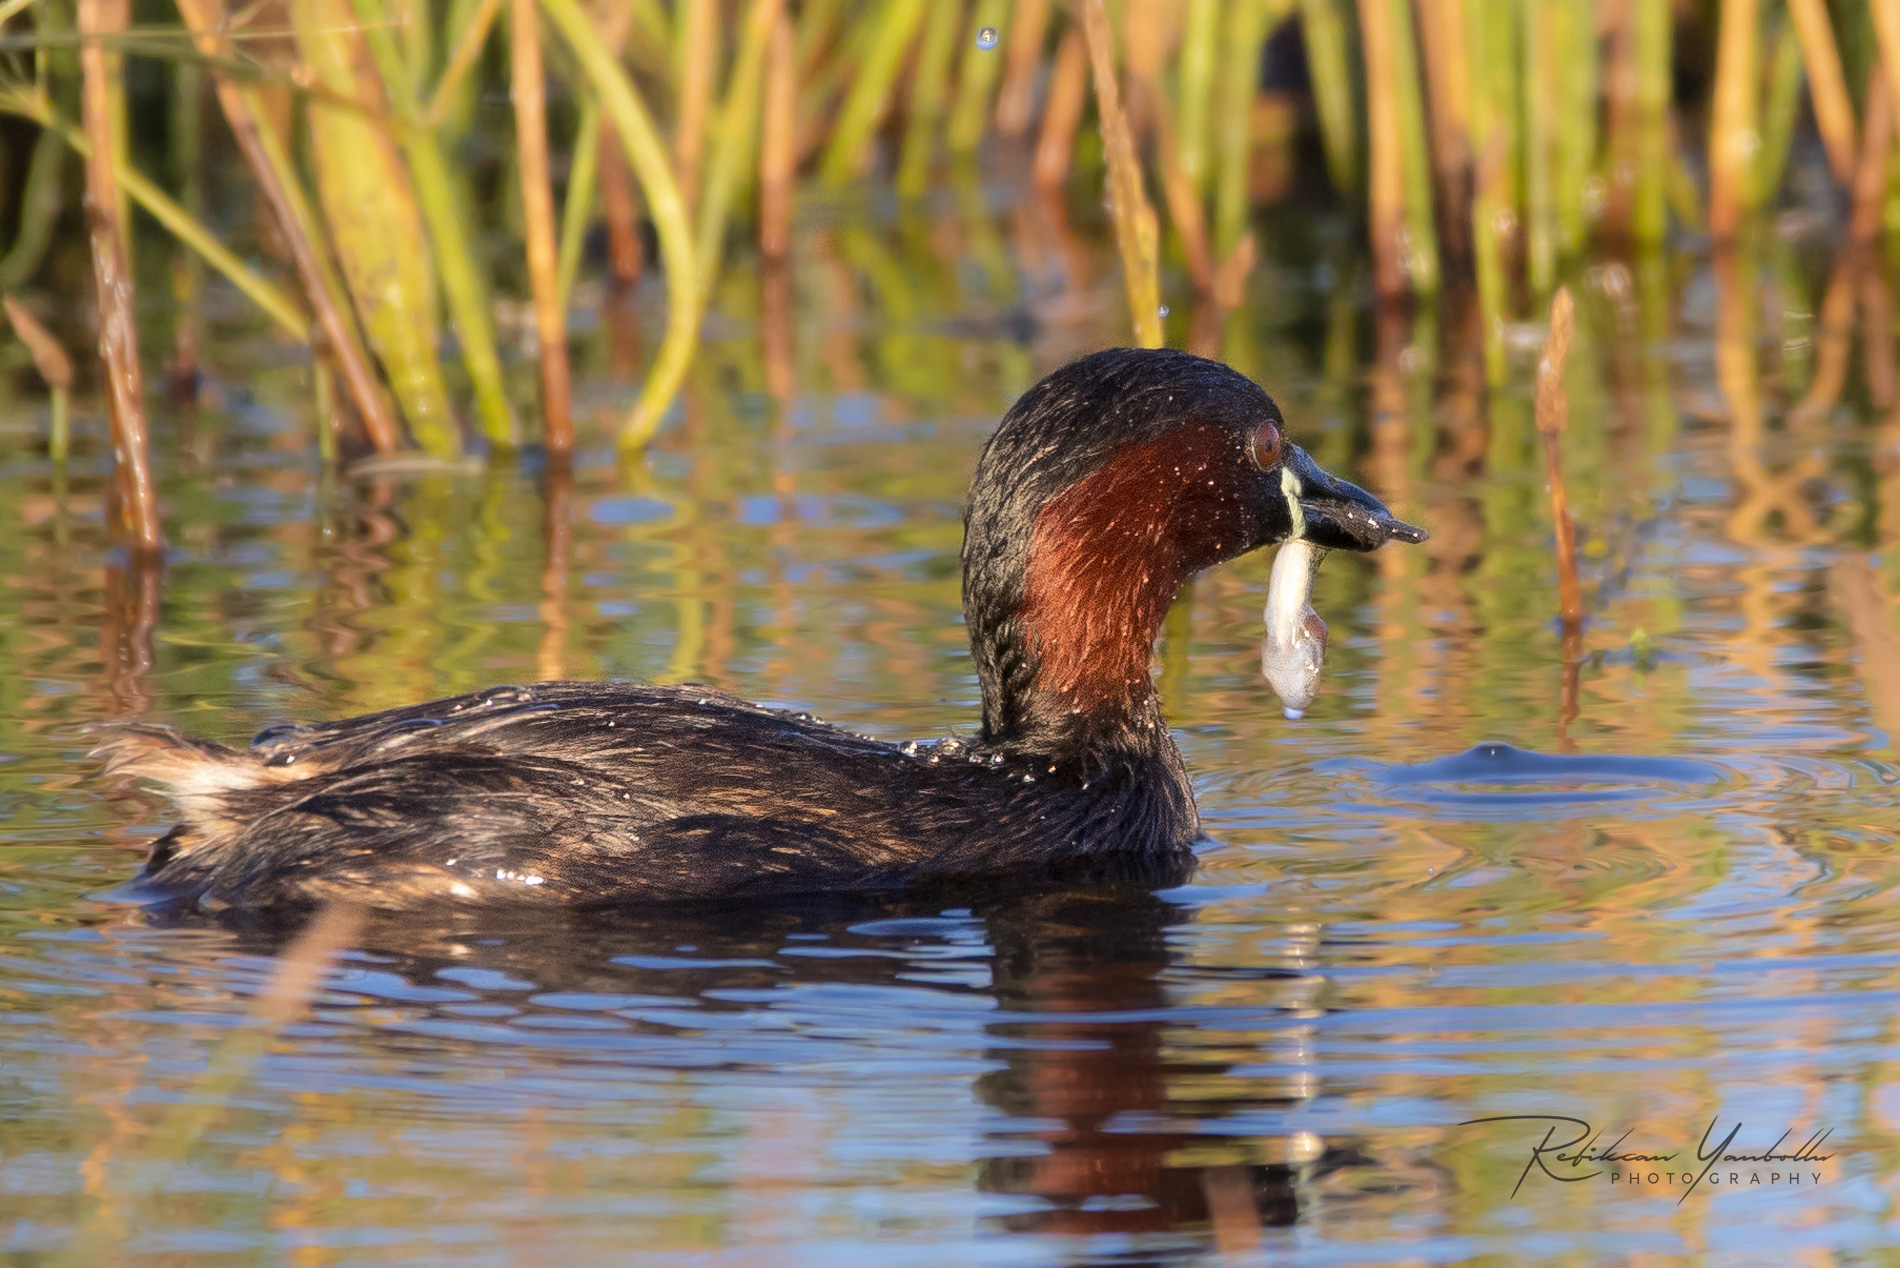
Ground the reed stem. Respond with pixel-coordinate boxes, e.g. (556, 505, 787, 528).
(1535, 285, 1580, 629)
(674, 0, 717, 212)
(1631, 0, 1669, 245)
(1707, 0, 1760, 244)
(1788, 0, 1855, 187)
(820, 0, 927, 184)
(1300, 0, 1358, 196)
(1176, 0, 1219, 193)
(538, 0, 700, 450)
(2, 295, 74, 462)
(557, 96, 602, 311)
(897, 0, 964, 195)
(175, 0, 403, 454)
(1080, 0, 1162, 348)
(80, 0, 160, 553)
(511, 0, 572, 453)
(949, 0, 1012, 152)
(760, 8, 797, 258)
(1032, 27, 1087, 189)
(697, 0, 783, 289)
(994, 0, 1051, 137)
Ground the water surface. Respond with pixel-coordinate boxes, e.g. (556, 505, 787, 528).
(2, 203, 1899, 1265)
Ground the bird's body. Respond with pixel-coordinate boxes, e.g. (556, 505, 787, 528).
(97, 349, 1424, 909)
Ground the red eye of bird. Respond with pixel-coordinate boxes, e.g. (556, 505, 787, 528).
(1249, 424, 1283, 471)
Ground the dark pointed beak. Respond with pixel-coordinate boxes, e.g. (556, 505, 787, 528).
(1284, 445, 1429, 551)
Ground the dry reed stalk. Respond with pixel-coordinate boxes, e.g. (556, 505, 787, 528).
(675, 0, 716, 212)
(1079, 0, 1163, 348)
(1416, 0, 1473, 270)
(1787, 0, 1856, 186)
(599, 132, 647, 286)
(511, 0, 572, 453)
(1875, 1, 1900, 138)
(1357, 0, 1406, 299)
(175, 0, 403, 455)
(1033, 28, 1087, 189)
(79, 0, 160, 553)
(1851, 80, 1892, 246)
(1535, 285, 1581, 629)
(4, 294, 73, 461)
(995, 0, 1052, 136)
(1707, 0, 1760, 243)
(760, 9, 796, 258)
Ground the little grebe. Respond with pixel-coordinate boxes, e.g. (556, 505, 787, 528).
(97, 349, 1426, 908)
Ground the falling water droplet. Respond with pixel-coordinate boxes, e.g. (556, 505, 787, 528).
(975, 25, 999, 50)
(1157, 305, 1170, 319)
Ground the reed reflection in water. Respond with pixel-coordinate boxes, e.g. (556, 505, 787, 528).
(2, 193, 1900, 1262)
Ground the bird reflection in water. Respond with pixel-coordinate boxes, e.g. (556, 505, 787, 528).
(179, 879, 1334, 1259)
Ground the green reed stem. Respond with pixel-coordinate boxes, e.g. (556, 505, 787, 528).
(1300, 0, 1358, 195)
(1631, 0, 1669, 243)
(538, 0, 699, 450)
(819, 0, 926, 185)
(0, 125, 61, 289)
(896, 0, 962, 196)
(558, 94, 601, 312)
(1465, 0, 1507, 383)
(1554, 0, 1594, 258)
(1216, 0, 1278, 261)
(1521, 0, 1553, 294)
(1758, 18, 1803, 205)
(350, 0, 516, 448)
(1, 97, 309, 338)
(425, 0, 501, 127)
(697, 0, 781, 289)
(948, 0, 1010, 152)
(1177, 0, 1219, 194)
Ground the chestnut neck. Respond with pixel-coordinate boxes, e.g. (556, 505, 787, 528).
(968, 425, 1262, 772)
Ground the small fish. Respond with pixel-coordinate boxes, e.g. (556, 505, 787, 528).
(1261, 538, 1328, 720)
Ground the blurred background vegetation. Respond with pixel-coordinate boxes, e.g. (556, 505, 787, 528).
(0, 0, 1892, 551)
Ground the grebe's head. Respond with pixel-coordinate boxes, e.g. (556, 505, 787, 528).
(961, 348, 1425, 756)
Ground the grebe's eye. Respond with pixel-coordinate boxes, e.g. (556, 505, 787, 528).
(1249, 424, 1283, 471)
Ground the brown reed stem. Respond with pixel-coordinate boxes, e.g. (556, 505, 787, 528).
(760, 8, 796, 259)
(175, 0, 403, 455)
(1417, 0, 1473, 272)
(79, 0, 160, 554)
(4, 294, 73, 461)
(675, 0, 716, 212)
(1033, 27, 1087, 189)
(1535, 285, 1580, 630)
(1707, 0, 1760, 244)
(1079, 0, 1163, 348)
(598, 130, 646, 287)
(1851, 80, 1892, 247)
(995, 0, 1052, 136)
(1358, 0, 1405, 300)
(512, 0, 572, 453)
(1787, 0, 1857, 187)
